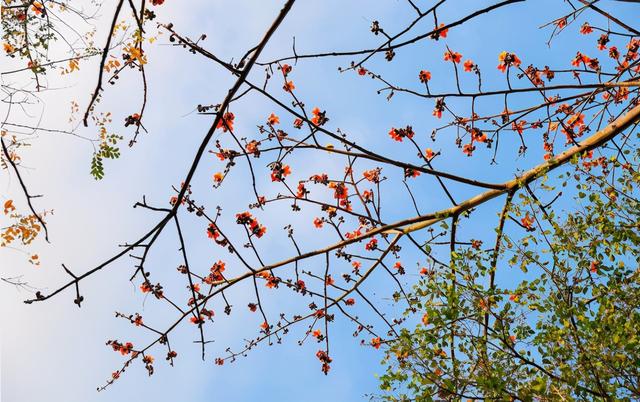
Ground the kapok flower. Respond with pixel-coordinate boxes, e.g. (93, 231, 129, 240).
(216, 112, 234, 132)
(497, 51, 522, 72)
(419, 70, 431, 83)
(463, 59, 475, 72)
(443, 49, 462, 63)
(267, 113, 280, 125)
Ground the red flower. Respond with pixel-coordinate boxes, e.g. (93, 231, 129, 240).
(433, 98, 445, 119)
(463, 59, 475, 72)
(270, 162, 291, 182)
(497, 51, 522, 72)
(216, 112, 234, 132)
(462, 143, 475, 157)
(571, 52, 591, 67)
(313, 217, 323, 228)
(371, 337, 382, 349)
(310, 107, 328, 126)
(580, 22, 593, 35)
(206, 223, 220, 240)
(521, 212, 535, 231)
(363, 168, 381, 183)
(140, 282, 152, 293)
(329, 182, 348, 199)
(404, 168, 420, 178)
(267, 113, 280, 125)
(190, 315, 204, 325)
(296, 182, 308, 198)
(357, 67, 367, 76)
(425, 148, 434, 160)
(365, 238, 377, 251)
(248, 303, 258, 312)
(281, 64, 292, 75)
(283, 80, 295, 92)
(293, 118, 303, 128)
(388, 126, 415, 142)
(419, 70, 431, 83)
(345, 298, 355, 306)
(443, 50, 462, 64)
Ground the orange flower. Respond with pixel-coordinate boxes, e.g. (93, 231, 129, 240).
(363, 169, 380, 183)
(206, 223, 220, 240)
(443, 50, 462, 64)
(3, 199, 15, 215)
(521, 212, 535, 230)
(190, 315, 204, 324)
(313, 217, 323, 228)
(497, 51, 522, 72)
(328, 182, 348, 199)
(462, 143, 475, 156)
(571, 52, 591, 67)
(310, 107, 327, 126)
(31, 2, 44, 14)
(283, 80, 295, 92)
(471, 128, 487, 143)
(216, 112, 234, 132)
(438, 23, 448, 38)
(371, 337, 382, 349)
(388, 126, 415, 142)
(421, 313, 429, 325)
(213, 172, 223, 183)
(270, 162, 291, 182)
(267, 113, 280, 125)
(365, 238, 377, 251)
(312, 329, 322, 338)
(140, 282, 152, 293)
(580, 22, 593, 35)
(431, 23, 448, 39)
(590, 260, 599, 273)
(433, 98, 445, 119)
(3, 43, 15, 54)
(293, 118, 303, 128)
(419, 70, 431, 83)
(281, 64, 292, 75)
(404, 168, 420, 178)
(463, 59, 474, 72)
(325, 275, 335, 286)
(425, 148, 434, 160)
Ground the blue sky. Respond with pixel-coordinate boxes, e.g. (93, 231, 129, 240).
(2, 1, 638, 401)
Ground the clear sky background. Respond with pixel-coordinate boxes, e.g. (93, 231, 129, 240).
(1, 1, 638, 401)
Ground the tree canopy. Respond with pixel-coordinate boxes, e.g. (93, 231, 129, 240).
(2, 0, 640, 400)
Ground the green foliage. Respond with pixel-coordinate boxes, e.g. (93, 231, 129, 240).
(378, 148, 640, 401)
(90, 133, 122, 180)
